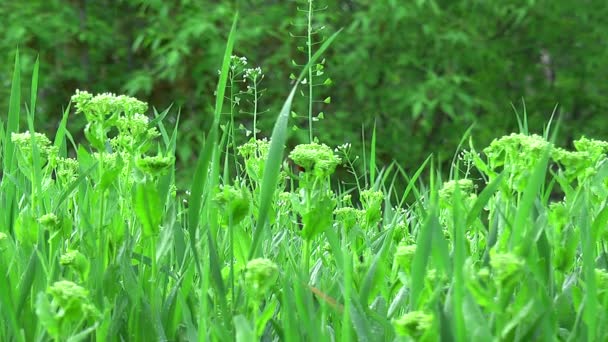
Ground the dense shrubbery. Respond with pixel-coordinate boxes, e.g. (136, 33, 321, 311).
(2, 0, 607, 174)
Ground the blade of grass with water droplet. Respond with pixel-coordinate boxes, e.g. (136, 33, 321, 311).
(248, 29, 341, 259)
(188, 13, 238, 276)
(2, 51, 21, 232)
(451, 179, 466, 341)
(410, 207, 440, 309)
(465, 172, 505, 230)
(510, 148, 550, 248)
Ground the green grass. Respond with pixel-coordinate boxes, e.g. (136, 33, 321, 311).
(1, 14, 608, 342)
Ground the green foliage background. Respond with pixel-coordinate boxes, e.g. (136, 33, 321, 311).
(2, 0, 607, 169)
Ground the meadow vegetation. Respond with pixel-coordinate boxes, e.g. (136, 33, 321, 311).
(1, 11, 608, 342)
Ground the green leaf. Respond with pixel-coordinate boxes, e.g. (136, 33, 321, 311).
(234, 315, 255, 342)
(133, 181, 162, 237)
(35, 292, 59, 339)
(465, 172, 505, 230)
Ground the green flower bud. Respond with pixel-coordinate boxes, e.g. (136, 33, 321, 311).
(333, 207, 360, 232)
(395, 244, 417, 272)
(289, 143, 341, 178)
(360, 189, 384, 227)
(489, 249, 524, 288)
(393, 311, 434, 338)
(214, 185, 251, 224)
(237, 138, 270, 182)
(60, 250, 90, 279)
(136, 155, 174, 175)
(38, 213, 60, 231)
(439, 179, 474, 203)
(11, 131, 57, 165)
(245, 258, 279, 299)
(45, 280, 100, 321)
(55, 157, 79, 184)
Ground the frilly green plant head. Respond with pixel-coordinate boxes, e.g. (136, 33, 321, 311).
(359, 189, 384, 227)
(552, 136, 608, 182)
(483, 133, 552, 191)
(38, 213, 60, 231)
(36, 280, 100, 339)
(238, 138, 270, 182)
(214, 184, 251, 225)
(59, 250, 90, 280)
(552, 148, 594, 181)
(392, 310, 434, 339)
(489, 248, 525, 288)
(11, 131, 58, 166)
(484, 133, 551, 165)
(46, 281, 98, 315)
(245, 258, 279, 300)
(395, 244, 417, 273)
(333, 206, 360, 232)
(136, 155, 175, 176)
(573, 136, 608, 157)
(55, 157, 79, 184)
(439, 179, 474, 201)
(71, 90, 157, 153)
(289, 142, 341, 178)
(72, 90, 148, 123)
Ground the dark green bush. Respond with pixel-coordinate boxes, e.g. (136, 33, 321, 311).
(2, 0, 607, 172)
